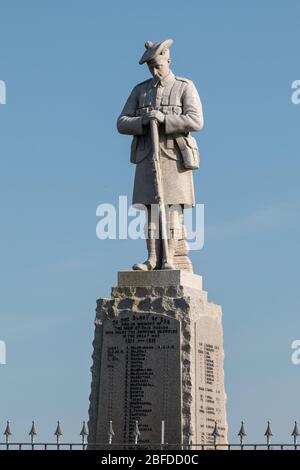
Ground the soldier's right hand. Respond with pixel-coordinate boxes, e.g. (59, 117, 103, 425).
(142, 110, 165, 125)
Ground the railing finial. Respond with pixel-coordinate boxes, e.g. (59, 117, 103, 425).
(80, 421, 88, 445)
(108, 420, 115, 445)
(264, 421, 273, 446)
(54, 420, 63, 445)
(134, 420, 141, 445)
(212, 421, 220, 446)
(3, 421, 12, 444)
(238, 420, 247, 445)
(29, 420, 37, 444)
(291, 421, 300, 445)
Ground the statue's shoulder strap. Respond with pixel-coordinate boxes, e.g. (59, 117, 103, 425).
(169, 76, 190, 105)
(175, 76, 191, 84)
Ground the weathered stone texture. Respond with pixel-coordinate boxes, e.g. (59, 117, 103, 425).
(88, 272, 227, 448)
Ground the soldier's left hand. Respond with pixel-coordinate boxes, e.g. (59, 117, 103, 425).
(143, 110, 165, 124)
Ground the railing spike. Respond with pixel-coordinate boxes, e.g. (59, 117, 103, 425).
(3, 421, 11, 444)
(108, 420, 115, 445)
(29, 420, 37, 444)
(134, 420, 141, 445)
(80, 421, 88, 445)
(291, 421, 300, 445)
(264, 421, 273, 446)
(212, 421, 220, 446)
(238, 420, 247, 445)
(54, 420, 63, 445)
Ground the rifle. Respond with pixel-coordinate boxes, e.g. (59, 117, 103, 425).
(150, 119, 170, 268)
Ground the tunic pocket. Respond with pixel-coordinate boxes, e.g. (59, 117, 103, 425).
(175, 135, 200, 170)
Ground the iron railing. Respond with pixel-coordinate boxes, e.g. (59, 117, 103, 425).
(0, 419, 299, 450)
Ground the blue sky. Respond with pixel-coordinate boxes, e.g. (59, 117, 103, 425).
(0, 0, 300, 443)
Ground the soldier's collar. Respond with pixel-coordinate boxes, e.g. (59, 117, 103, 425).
(151, 71, 175, 87)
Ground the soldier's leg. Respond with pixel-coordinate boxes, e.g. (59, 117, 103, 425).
(161, 204, 182, 270)
(132, 204, 161, 271)
(173, 205, 193, 272)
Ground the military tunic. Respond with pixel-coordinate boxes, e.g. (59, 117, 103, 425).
(117, 71, 203, 207)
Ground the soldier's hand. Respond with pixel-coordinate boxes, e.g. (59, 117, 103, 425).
(142, 110, 165, 125)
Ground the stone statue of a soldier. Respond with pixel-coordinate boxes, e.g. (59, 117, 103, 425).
(117, 39, 203, 272)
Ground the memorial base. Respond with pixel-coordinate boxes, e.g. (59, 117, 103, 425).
(88, 270, 227, 449)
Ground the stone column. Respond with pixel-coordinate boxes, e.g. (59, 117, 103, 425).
(88, 271, 227, 448)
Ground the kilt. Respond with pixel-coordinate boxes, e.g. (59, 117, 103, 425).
(132, 152, 195, 208)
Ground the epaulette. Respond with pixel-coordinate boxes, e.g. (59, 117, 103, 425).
(175, 76, 191, 83)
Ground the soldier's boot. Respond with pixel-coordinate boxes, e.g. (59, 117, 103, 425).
(132, 224, 160, 271)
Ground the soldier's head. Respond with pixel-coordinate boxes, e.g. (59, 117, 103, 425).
(139, 39, 173, 80)
(147, 52, 170, 80)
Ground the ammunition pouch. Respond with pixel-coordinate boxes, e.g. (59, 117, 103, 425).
(175, 135, 200, 170)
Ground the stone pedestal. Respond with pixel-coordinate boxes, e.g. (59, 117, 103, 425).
(88, 271, 227, 448)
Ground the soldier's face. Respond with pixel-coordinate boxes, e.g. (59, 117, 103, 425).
(147, 56, 170, 80)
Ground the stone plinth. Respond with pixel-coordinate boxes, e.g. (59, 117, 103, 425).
(88, 271, 227, 448)
(118, 270, 203, 290)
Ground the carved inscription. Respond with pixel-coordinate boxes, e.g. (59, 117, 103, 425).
(195, 317, 227, 444)
(96, 314, 181, 445)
